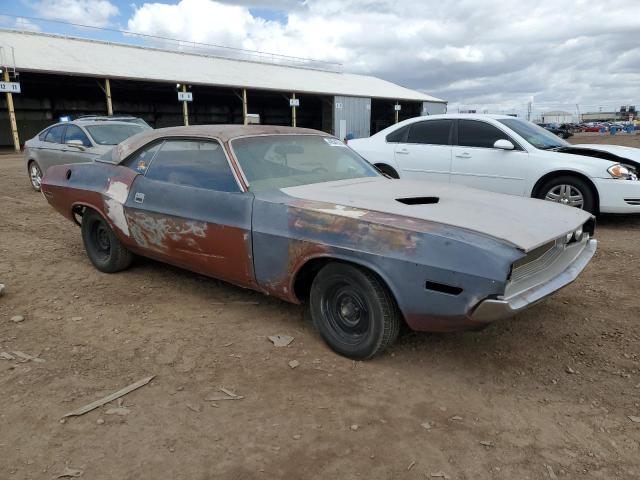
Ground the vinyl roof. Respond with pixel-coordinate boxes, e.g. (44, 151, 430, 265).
(0, 30, 445, 103)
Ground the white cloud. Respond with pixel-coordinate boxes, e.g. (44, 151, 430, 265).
(126, 0, 639, 115)
(30, 0, 119, 27)
(14, 17, 43, 31)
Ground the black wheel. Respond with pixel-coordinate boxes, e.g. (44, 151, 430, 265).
(28, 161, 43, 191)
(374, 164, 399, 179)
(310, 263, 400, 359)
(81, 209, 133, 273)
(536, 175, 595, 213)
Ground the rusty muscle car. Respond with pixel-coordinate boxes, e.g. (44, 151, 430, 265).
(40, 125, 597, 359)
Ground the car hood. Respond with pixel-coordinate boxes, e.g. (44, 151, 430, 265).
(572, 144, 640, 162)
(280, 178, 592, 252)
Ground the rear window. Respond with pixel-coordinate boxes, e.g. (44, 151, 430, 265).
(407, 120, 452, 145)
(385, 125, 409, 143)
(85, 124, 145, 145)
(44, 124, 65, 144)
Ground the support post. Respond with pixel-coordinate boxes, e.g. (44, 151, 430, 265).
(182, 84, 189, 126)
(242, 88, 248, 125)
(394, 101, 399, 124)
(105, 78, 113, 116)
(291, 92, 297, 127)
(3, 69, 20, 152)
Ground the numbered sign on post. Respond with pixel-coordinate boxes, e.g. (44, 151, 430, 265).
(178, 92, 193, 102)
(0, 82, 21, 93)
(394, 104, 402, 111)
(289, 98, 300, 107)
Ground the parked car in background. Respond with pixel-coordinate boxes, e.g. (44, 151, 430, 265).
(24, 119, 150, 191)
(349, 115, 640, 214)
(537, 122, 573, 139)
(40, 125, 596, 359)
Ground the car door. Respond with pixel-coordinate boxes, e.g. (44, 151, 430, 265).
(122, 138, 256, 288)
(38, 124, 67, 173)
(450, 119, 529, 195)
(61, 124, 98, 164)
(393, 119, 453, 183)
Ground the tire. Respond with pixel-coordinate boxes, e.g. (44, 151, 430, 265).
(81, 209, 133, 273)
(309, 262, 400, 359)
(28, 161, 43, 192)
(374, 163, 399, 179)
(536, 175, 595, 213)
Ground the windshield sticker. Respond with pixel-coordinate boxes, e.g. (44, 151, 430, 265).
(324, 137, 347, 147)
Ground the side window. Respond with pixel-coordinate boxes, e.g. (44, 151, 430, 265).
(64, 125, 92, 147)
(458, 120, 513, 149)
(407, 120, 452, 145)
(44, 125, 65, 144)
(385, 125, 409, 143)
(124, 142, 162, 174)
(38, 128, 49, 141)
(145, 139, 239, 192)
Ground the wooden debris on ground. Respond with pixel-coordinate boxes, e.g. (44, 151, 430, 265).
(62, 376, 155, 418)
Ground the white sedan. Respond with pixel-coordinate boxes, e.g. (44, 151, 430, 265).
(349, 114, 640, 214)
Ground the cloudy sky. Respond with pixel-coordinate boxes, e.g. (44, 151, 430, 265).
(2, 0, 639, 117)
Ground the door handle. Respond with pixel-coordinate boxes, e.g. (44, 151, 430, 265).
(397, 149, 410, 155)
(455, 153, 471, 158)
(134, 192, 145, 204)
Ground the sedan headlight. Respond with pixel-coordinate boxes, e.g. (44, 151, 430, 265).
(608, 164, 631, 179)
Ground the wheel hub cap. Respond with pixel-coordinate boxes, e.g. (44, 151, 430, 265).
(545, 184, 584, 208)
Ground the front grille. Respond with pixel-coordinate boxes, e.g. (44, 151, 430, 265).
(510, 241, 564, 282)
(624, 198, 640, 206)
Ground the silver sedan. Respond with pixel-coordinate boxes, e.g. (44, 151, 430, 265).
(24, 119, 149, 191)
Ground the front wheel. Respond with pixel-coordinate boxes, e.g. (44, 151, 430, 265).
(537, 176, 595, 213)
(310, 263, 400, 359)
(81, 209, 133, 273)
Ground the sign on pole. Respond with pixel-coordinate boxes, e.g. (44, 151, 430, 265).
(289, 98, 300, 107)
(178, 91, 193, 102)
(0, 82, 21, 93)
(394, 104, 402, 111)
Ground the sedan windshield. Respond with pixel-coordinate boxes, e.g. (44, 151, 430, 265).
(231, 135, 380, 191)
(85, 124, 145, 145)
(498, 118, 570, 150)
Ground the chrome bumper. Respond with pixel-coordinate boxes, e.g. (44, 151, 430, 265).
(471, 238, 597, 322)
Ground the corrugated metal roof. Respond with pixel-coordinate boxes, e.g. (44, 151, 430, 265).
(0, 30, 445, 103)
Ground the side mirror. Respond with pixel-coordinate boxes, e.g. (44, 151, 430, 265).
(66, 139, 86, 150)
(494, 139, 515, 150)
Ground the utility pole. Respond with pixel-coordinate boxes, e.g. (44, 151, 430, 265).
(242, 88, 248, 125)
(182, 84, 189, 126)
(105, 78, 113, 116)
(3, 68, 20, 151)
(291, 92, 297, 127)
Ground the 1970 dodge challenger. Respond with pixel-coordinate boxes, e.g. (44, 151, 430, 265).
(40, 125, 597, 359)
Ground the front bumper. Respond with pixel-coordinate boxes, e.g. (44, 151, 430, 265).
(594, 178, 640, 213)
(471, 237, 597, 322)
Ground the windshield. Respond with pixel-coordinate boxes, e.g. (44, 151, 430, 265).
(85, 124, 145, 145)
(231, 135, 380, 191)
(498, 118, 570, 150)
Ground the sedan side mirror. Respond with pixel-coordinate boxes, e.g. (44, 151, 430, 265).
(494, 139, 515, 150)
(66, 139, 86, 150)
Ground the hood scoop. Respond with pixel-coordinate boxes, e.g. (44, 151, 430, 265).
(396, 196, 439, 205)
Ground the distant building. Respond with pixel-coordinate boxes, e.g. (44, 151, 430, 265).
(540, 110, 573, 124)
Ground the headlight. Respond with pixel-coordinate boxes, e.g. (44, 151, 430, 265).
(574, 226, 583, 242)
(608, 164, 630, 178)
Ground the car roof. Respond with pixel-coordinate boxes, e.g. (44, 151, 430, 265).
(111, 124, 328, 164)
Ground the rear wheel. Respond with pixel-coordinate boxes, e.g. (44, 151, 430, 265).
(310, 263, 400, 359)
(81, 209, 133, 273)
(28, 161, 43, 191)
(537, 175, 595, 213)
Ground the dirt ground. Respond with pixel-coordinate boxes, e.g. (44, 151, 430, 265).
(1, 133, 639, 480)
